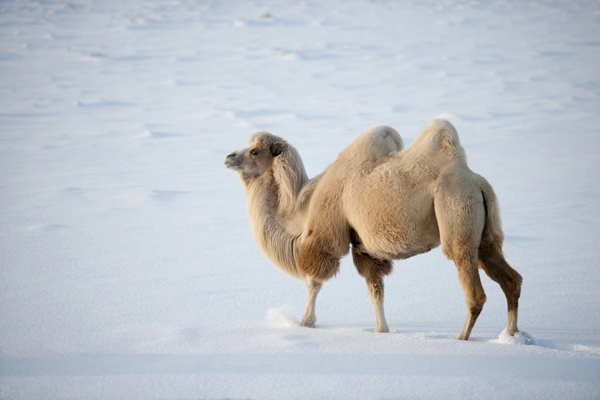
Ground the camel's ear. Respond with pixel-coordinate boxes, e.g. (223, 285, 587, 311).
(270, 141, 287, 157)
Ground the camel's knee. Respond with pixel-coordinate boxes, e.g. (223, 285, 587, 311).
(307, 277, 323, 293)
(366, 275, 385, 302)
(478, 244, 522, 303)
(511, 271, 523, 301)
(513, 268, 523, 292)
(352, 249, 390, 303)
(461, 273, 486, 313)
(467, 291, 487, 314)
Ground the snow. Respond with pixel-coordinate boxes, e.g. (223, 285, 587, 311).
(265, 305, 301, 329)
(495, 328, 535, 346)
(1, 0, 599, 399)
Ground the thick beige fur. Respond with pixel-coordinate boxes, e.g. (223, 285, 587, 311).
(224, 132, 312, 279)
(225, 121, 522, 340)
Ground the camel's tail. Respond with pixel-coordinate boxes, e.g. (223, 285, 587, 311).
(477, 175, 504, 253)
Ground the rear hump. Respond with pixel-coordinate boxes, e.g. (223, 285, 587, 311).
(410, 119, 465, 159)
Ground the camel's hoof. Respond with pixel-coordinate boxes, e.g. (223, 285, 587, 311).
(301, 318, 316, 328)
(374, 326, 390, 333)
(457, 334, 469, 341)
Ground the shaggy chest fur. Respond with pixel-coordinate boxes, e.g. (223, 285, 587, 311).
(244, 173, 306, 279)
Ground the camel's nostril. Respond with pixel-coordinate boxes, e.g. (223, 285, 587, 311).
(226, 152, 236, 159)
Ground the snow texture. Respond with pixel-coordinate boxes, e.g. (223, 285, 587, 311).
(496, 329, 536, 346)
(265, 305, 300, 329)
(1, 0, 600, 399)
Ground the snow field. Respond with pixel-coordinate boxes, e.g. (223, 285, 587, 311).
(1, 0, 600, 399)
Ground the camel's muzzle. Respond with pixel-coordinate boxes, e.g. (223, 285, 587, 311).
(224, 152, 242, 171)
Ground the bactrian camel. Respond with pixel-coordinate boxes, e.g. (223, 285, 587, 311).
(224, 119, 522, 340)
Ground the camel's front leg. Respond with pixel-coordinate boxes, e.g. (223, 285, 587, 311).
(301, 276, 322, 327)
(367, 275, 390, 333)
(351, 245, 393, 333)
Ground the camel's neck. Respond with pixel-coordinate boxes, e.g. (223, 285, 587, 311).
(243, 173, 305, 279)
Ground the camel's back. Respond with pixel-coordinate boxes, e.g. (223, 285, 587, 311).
(302, 119, 476, 261)
(341, 120, 472, 259)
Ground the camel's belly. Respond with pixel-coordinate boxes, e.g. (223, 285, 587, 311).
(345, 166, 441, 260)
(387, 237, 441, 260)
(358, 224, 441, 260)
(350, 197, 441, 260)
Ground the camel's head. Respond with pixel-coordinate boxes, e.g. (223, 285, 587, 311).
(224, 132, 288, 178)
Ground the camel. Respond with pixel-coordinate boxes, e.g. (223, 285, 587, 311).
(224, 120, 522, 340)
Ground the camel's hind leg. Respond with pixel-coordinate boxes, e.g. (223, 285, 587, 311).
(352, 246, 393, 333)
(454, 250, 487, 340)
(478, 243, 522, 335)
(435, 187, 487, 340)
(301, 276, 322, 327)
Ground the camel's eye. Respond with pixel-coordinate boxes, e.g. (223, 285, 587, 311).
(249, 149, 260, 156)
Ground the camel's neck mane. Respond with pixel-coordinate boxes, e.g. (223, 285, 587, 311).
(242, 148, 309, 279)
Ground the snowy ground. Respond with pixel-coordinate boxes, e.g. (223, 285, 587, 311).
(1, 0, 600, 399)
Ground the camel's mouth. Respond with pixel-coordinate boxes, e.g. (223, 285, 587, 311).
(224, 155, 243, 171)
